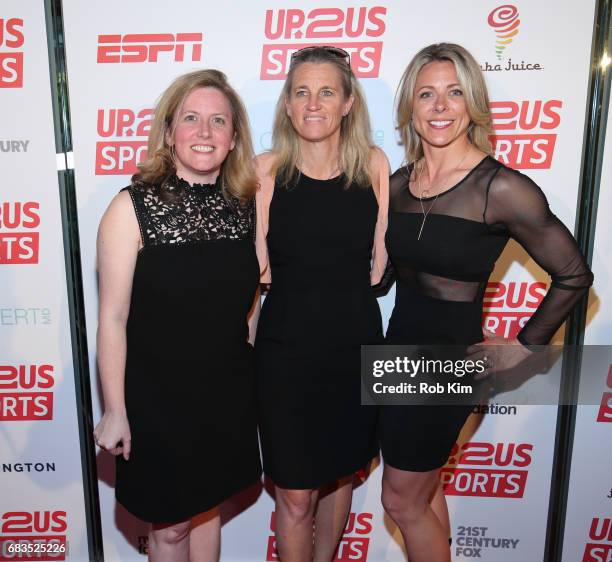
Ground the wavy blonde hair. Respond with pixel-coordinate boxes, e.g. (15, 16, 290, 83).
(271, 47, 373, 188)
(396, 43, 493, 163)
(136, 69, 257, 203)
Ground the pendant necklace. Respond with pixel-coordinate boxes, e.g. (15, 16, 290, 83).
(415, 149, 471, 241)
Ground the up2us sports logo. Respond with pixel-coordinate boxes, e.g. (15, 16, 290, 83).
(0, 202, 41, 265)
(490, 100, 563, 169)
(582, 517, 612, 562)
(260, 7, 387, 79)
(596, 364, 612, 424)
(0, 18, 24, 88)
(483, 281, 546, 338)
(0, 364, 56, 421)
(95, 108, 152, 175)
(0, 510, 68, 561)
(441, 441, 533, 498)
(266, 511, 372, 561)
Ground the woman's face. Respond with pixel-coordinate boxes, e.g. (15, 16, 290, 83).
(411, 60, 471, 151)
(285, 62, 354, 145)
(167, 87, 235, 185)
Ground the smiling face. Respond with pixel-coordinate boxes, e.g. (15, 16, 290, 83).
(285, 62, 354, 145)
(412, 60, 471, 151)
(167, 87, 235, 185)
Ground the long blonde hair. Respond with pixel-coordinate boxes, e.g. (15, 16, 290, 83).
(396, 43, 493, 163)
(271, 47, 373, 188)
(136, 69, 257, 203)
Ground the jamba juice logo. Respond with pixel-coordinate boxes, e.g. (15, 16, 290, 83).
(488, 5, 520, 60)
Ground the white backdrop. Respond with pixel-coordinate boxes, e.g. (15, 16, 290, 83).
(0, 1, 88, 560)
(57, 0, 599, 561)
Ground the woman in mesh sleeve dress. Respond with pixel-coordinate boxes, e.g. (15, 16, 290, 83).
(93, 70, 261, 562)
(378, 43, 593, 562)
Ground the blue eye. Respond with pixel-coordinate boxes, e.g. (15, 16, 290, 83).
(212, 116, 226, 126)
(321, 89, 334, 97)
(450, 88, 464, 96)
(295, 90, 308, 97)
(184, 114, 197, 121)
(419, 91, 432, 99)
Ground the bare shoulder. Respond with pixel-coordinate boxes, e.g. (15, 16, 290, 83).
(98, 189, 140, 249)
(254, 151, 277, 176)
(368, 146, 390, 176)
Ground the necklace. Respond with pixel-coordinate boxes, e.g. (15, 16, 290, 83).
(415, 148, 471, 241)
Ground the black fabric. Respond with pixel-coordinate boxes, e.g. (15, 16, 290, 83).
(379, 156, 592, 472)
(115, 180, 261, 523)
(256, 172, 381, 489)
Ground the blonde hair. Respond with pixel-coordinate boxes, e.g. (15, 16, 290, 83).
(136, 69, 257, 203)
(396, 43, 493, 163)
(271, 47, 373, 188)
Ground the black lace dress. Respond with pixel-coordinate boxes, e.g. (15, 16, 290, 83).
(115, 177, 262, 522)
(380, 156, 593, 471)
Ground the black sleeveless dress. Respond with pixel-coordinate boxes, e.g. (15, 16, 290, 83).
(256, 172, 381, 489)
(115, 177, 262, 522)
(380, 156, 593, 471)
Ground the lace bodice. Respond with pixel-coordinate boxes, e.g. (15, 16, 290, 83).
(127, 176, 254, 247)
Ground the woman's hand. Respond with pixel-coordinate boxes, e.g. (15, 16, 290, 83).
(467, 329, 533, 380)
(94, 410, 131, 460)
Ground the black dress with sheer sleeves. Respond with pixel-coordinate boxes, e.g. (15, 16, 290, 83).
(115, 176, 262, 523)
(380, 155, 593, 471)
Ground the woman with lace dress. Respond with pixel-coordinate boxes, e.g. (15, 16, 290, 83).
(255, 46, 388, 562)
(379, 43, 593, 562)
(93, 70, 261, 562)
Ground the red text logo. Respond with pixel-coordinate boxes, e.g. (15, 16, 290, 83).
(0, 365, 55, 421)
(583, 517, 612, 562)
(483, 281, 546, 338)
(490, 100, 562, 169)
(0, 202, 40, 264)
(97, 33, 203, 63)
(267, 511, 372, 561)
(95, 108, 152, 175)
(596, 365, 612, 423)
(0, 511, 67, 561)
(441, 442, 533, 498)
(0, 18, 24, 88)
(261, 7, 386, 79)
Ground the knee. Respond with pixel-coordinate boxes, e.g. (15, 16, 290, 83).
(276, 489, 316, 523)
(381, 482, 427, 526)
(150, 520, 191, 547)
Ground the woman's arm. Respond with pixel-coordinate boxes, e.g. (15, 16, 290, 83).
(93, 190, 141, 460)
(369, 147, 390, 286)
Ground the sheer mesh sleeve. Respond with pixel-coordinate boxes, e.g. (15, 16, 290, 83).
(484, 167, 593, 345)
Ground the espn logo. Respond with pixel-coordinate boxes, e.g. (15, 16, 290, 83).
(97, 33, 203, 63)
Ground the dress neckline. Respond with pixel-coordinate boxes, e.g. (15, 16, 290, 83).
(406, 155, 491, 201)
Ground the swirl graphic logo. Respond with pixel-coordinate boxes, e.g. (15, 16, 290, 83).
(488, 5, 520, 60)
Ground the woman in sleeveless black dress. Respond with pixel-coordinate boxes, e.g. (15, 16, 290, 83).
(255, 46, 389, 562)
(379, 44, 593, 562)
(93, 70, 261, 561)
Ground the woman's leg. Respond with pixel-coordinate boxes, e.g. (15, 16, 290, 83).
(148, 520, 192, 562)
(189, 507, 221, 562)
(430, 480, 451, 543)
(313, 476, 353, 562)
(381, 464, 450, 562)
(275, 486, 319, 562)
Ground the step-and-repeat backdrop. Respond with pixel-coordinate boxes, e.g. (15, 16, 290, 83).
(0, 1, 89, 561)
(2, 1, 609, 561)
